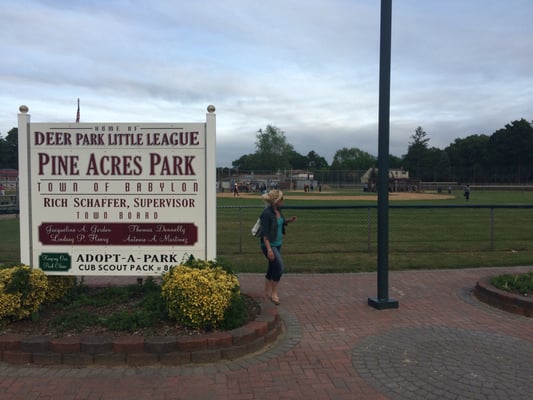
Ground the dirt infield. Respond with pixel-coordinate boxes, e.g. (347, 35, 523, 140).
(217, 191, 455, 201)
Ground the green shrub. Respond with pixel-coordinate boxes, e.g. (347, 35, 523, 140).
(92, 286, 132, 304)
(51, 311, 100, 332)
(182, 256, 235, 275)
(491, 271, 533, 296)
(47, 278, 168, 333)
(162, 263, 240, 329)
(45, 276, 77, 303)
(136, 279, 167, 319)
(102, 310, 160, 332)
(60, 285, 135, 309)
(55, 280, 91, 306)
(1, 261, 251, 333)
(219, 292, 248, 330)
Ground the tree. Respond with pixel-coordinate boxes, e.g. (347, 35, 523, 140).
(445, 134, 490, 183)
(403, 126, 430, 179)
(0, 128, 18, 169)
(487, 119, 533, 182)
(306, 150, 329, 170)
(330, 147, 376, 171)
(425, 147, 452, 181)
(232, 125, 296, 172)
(232, 153, 261, 171)
(388, 154, 403, 169)
(254, 125, 294, 171)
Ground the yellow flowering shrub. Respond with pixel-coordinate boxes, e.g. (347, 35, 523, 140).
(0, 265, 48, 321)
(161, 264, 240, 329)
(0, 292, 22, 319)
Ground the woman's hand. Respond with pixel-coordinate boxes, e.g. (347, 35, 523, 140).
(288, 216, 297, 223)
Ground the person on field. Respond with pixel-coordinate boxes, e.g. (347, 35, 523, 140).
(463, 184, 471, 200)
(258, 189, 296, 305)
(233, 183, 240, 197)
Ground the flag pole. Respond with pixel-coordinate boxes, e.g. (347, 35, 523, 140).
(76, 98, 80, 123)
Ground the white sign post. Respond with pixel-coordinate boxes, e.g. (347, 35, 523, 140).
(17, 105, 216, 276)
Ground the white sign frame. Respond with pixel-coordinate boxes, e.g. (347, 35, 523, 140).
(17, 106, 216, 276)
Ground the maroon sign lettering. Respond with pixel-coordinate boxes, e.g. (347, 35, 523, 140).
(39, 223, 198, 246)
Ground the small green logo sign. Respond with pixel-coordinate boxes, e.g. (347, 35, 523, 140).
(39, 253, 71, 272)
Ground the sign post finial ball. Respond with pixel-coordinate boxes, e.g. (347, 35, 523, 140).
(19, 105, 29, 113)
(207, 105, 215, 113)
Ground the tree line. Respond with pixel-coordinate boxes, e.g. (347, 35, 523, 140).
(231, 120, 533, 184)
(1, 119, 533, 183)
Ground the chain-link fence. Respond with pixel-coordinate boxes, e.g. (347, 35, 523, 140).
(218, 204, 533, 269)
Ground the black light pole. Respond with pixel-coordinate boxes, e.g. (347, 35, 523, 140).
(368, 0, 398, 310)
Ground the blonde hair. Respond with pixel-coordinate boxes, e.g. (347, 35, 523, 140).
(262, 189, 284, 206)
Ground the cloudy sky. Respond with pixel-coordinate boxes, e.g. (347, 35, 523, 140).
(1, 0, 532, 167)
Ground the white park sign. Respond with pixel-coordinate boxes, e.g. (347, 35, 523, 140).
(17, 105, 216, 276)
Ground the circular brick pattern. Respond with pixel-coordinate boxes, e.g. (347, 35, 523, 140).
(352, 326, 533, 400)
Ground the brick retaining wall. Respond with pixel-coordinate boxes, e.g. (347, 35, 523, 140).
(0, 298, 281, 366)
(474, 277, 532, 317)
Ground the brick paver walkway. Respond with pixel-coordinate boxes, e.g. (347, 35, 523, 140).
(1, 266, 532, 400)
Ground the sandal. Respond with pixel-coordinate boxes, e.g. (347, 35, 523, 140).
(271, 296, 280, 305)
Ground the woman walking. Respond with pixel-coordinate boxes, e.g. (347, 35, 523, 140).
(258, 189, 296, 305)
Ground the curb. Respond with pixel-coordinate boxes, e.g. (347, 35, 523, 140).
(474, 277, 533, 317)
(0, 297, 281, 366)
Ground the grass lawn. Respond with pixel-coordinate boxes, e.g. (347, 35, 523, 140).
(216, 189, 533, 273)
(1, 189, 533, 273)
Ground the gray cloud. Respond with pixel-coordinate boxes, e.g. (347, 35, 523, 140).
(1, 0, 532, 166)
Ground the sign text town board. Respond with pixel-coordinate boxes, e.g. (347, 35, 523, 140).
(18, 106, 216, 276)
